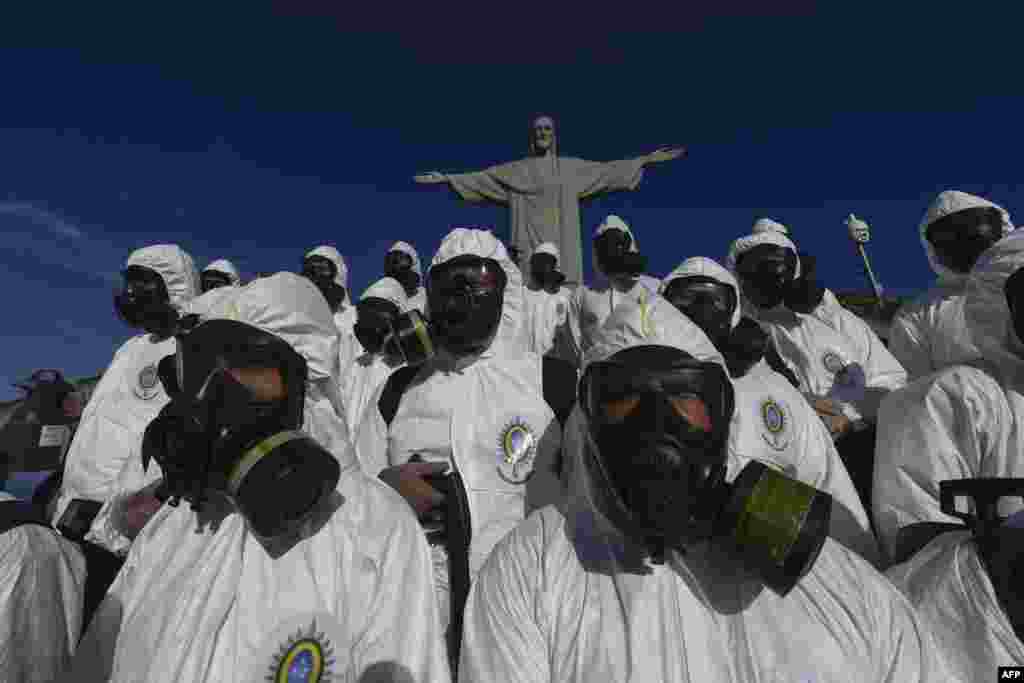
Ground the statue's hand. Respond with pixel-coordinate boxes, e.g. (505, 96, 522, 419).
(646, 147, 686, 164)
(414, 171, 447, 184)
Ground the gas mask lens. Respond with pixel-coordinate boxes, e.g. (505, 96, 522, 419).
(114, 266, 178, 334)
(201, 271, 233, 293)
(927, 207, 1004, 274)
(427, 256, 506, 355)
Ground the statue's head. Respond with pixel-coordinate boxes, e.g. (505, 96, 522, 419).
(530, 115, 556, 156)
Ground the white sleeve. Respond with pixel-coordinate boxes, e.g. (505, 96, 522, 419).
(354, 382, 392, 477)
(350, 491, 451, 683)
(459, 519, 548, 683)
(872, 368, 1015, 562)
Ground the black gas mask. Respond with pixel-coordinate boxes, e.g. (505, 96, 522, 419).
(735, 245, 798, 310)
(427, 255, 506, 357)
(662, 276, 737, 349)
(353, 297, 435, 366)
(201, 270, 234, 293)
(580, 345, 829, 595)
(142, 319, 341, 539)
(529, 252, 566, 292)
(114, 265, 180, 337)
(301, 256, 346, 312)
(595, 229, 647, 277)
(927, 206, 1004, 275)
(384, 250, 422, 298)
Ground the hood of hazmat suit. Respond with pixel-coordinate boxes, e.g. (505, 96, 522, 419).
(727, 231, 907, 423)
(459, 293, 955, 683)
(565, 215, 660, 369)
(429, 226, 529, 352)
(355, 227, 562, 632)
(342, 277, 409, 438)
(874, 228, 1024, 562)
(886, 530, 1024, 681)
(53, 245, 200, 525)
(751, 216, 790, 235)
(388, 240, 428, 313)
(889, 191, 1013, 380)
(201, 258, 241, 285)
(0, 492, 87, 683)
(67, 273, 451, 683)
(662, 258, 880, 565)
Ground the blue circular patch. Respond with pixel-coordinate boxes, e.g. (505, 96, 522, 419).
(762, 400, 785, 434)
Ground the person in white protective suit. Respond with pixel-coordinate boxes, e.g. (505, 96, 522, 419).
(459, 294, 954, 683)
(65, 273, 450, 683)
(522, 241, 574, 358)
(888, 190, 1013, 380)
(750, 217, 843, 315)
(80, 284, 265, 559)
(53, 244, 199, 527)
(355, 228, 563, 665)
(343, 276, 409, 437)
(303, 245, 359, 389)
(386, 240, 429, 314)
(725, 229, 907, 512)
(0, 488, 87, 683)
(564, 214, 661, 368)
(199, 257, 242, 292)
(874, 228, 1024, 563)
(660, 257, 881, 565)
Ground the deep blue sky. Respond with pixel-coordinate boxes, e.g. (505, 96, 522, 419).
(2, 5, 1023, 399)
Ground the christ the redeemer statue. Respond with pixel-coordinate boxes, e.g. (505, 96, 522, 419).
(414, 115, 685, 286)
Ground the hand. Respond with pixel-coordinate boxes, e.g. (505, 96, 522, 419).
(378, 460, 449, 518)
(116, 480, 166, 540)
(645, 147, 686, 164)
(413, 171, 447, 185)
(807, 396, 853, 440)
(845, 214, 871, 244)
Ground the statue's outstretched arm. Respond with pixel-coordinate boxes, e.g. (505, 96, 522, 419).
(413, 171, 448, 185)
(642, 146, 686, 164)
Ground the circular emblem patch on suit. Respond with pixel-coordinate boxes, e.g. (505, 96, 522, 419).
(246, 612, 344, 683)
(822, 351, 845, 376)
(496, 418, 538, 484)
(134, 363, 161, 400)
(761, 399, 785, 434)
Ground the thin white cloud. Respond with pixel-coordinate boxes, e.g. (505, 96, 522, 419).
(0, 202, 86, 239)
(0, 202, 121, 284)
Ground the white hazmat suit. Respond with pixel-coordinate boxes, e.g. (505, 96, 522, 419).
(565, 215, 660, 369)
(523, 241, 573, 359)
(886, 530, 1024, 680)
(342, 277, 408, 438)
(460, 294, 953, 683)
(726, 230, 907, 424)
(662, 258, 880, 565)
(888, 190, 1013, 380)
(389, 240, 429, 313)
(356, 228, 562, 632)
(306, 245, 359, 390)
(66, 273, 450, 683)
(874, 228, 1024, 561)
(53, 244, 199, 526)
(0, 493, 87, 683)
